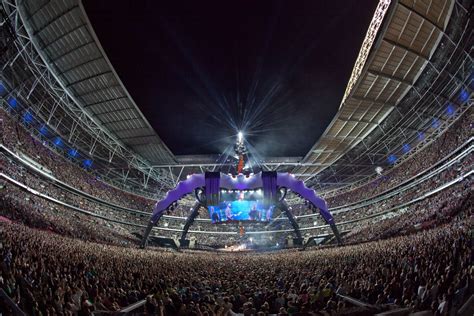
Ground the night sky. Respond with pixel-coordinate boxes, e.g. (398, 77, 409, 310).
(83, 0, 378, 157)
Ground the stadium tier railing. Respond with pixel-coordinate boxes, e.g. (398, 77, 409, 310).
(328, 137, 473, 212)
(0, 144, 151, 216)
(0, 288, 26, 316)
(458, 294, 474, 316)
(303, 138, 473, 217)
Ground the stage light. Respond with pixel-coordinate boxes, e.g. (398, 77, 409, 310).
(39, 125, 48, 136)
(418, 131, 425, 141)
(83, 159, 93, 168)
(387, 154, 397, 165)
(23, 111, 33, 124)
(0, 81, 6, 96)
(459, 89, 469, 103)
(446, 104, 455, 116)
(7, 97, 18, 109)
(375, 166, 383, 175)
(402, 143, 411, 153)
(68, 148, 79, 158)
(238, 131, 243, 142)
(53, 136, 63, 147)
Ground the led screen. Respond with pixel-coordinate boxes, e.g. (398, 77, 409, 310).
(208, 190, 274, 223)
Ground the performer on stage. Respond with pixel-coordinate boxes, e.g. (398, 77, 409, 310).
(210, 206, 220, 223)
(225, 203, 233, 221)
(249, 203, 259, 220)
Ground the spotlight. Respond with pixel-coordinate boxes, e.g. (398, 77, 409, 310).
(387, 154, 397, 165)
(238, 131, 243, 142)
(418, 132, 425, 141)
(446, 104, 455, 116)
(83, 159, 93, 168)
(403, 144, 411, 153)
(7, 97, 17, 109)
(0, 81, 5, 96)
(53, 137, 63, 147)
(23, 112, 33, 124)
(375, 166, 383, 175)
(39, 125, 48, 136)
(68, 148, 79, 158)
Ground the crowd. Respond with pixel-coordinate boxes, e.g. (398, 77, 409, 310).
(1, 137, 471, 248)
(0, 109, 156, 212)
(1, 152, 150, 227)
(324, 109, 472, 208)
(0, 217, 471, 315)
(171, 175, 472, 248)
(2, 106, 472, 221)
(0, 179, 138, 246)
(343, 180, 472, 243)
(0, 91, 472, 315)
(159, 152, 471, 244)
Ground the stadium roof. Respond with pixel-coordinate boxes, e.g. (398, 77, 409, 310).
(296, 0, 454, 180)
(15, 0, 175, 164)
(294, 0, 472, 192)
(5, 0, 471, 193)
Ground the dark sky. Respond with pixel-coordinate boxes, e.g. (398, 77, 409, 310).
(83, 0, 377, 157)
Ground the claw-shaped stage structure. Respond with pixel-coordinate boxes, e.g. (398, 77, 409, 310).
(140, 171, 341, 248)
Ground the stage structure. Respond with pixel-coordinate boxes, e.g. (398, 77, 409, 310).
(140, 171, 341, 248)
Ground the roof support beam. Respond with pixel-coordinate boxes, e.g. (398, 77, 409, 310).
(56, 56, 104, 77)
(338, 117, 377, 125)
(50, 40, 95, 64)
(382, 38, 430, 61)
(367, 69, 413, 86)
(31, 5, 79, 37)
(39, 23, 88, 51)
(64, 70, 113, 88)
(82, 97, 129, 110)
(102, 116, 140, 126)
(351, 95, 396, 109)
(397, 1, 444, 34)
(76, 83, 123, 99)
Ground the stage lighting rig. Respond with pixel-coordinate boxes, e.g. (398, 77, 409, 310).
(234, 131, 247, 156)
(234, 131, 248, 174)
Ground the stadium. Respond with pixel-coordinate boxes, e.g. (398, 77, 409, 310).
(0, 0, 472, 315)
